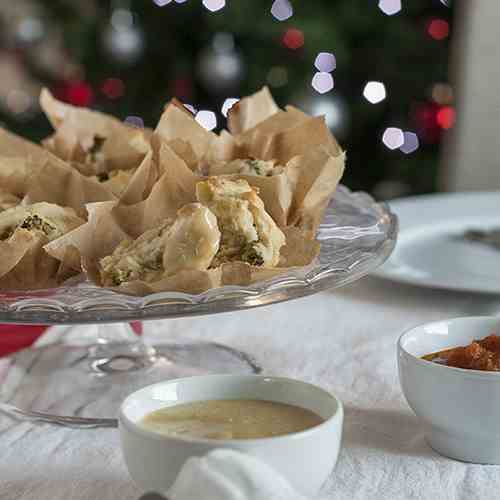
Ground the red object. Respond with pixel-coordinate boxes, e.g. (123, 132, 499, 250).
(171, 78, 193, 99)
(55, 80, 94, 107)
(282, 28, 304, 50)
(412, 102, 442, 143)
(0, 322, 142, 358)
(101, 78, 125, 99)
(0, 325, 47, 357)
(436, 106, 456, 129)
(427, 19, 449, 41)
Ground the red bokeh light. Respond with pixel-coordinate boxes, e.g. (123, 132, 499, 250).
(171, 78, 193, 99)
(101, 78, 125, 99)
(412, 102, 441, 143)
(56, 80, 94, 107)
(427, 19, 449, 41)
(436, 106, 456, 129)
(282, 28, 304, 50)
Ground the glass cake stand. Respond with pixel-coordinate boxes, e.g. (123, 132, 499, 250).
(0, 186, 397, 424)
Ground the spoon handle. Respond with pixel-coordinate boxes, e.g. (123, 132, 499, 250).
(0, 402, 118, 428)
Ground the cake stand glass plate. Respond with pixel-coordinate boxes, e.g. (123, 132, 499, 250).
(0, 186, 397, 422)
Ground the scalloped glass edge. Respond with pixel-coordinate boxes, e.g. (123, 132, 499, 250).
(0, 185, 398, 324)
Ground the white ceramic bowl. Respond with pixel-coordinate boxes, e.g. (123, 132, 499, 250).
(119, 374, 343, 497)
(398, 316, 500, 463)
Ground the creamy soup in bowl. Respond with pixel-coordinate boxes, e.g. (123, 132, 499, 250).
(119, 374, 343, 497)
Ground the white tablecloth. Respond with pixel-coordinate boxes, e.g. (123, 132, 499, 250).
(1, 276, 499, 500)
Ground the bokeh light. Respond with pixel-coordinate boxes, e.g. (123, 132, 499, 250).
(311, 97, 343, 132)
(101, 78, 125, 99)
(267, 66, 288, 88)
(314, 52, 336, 73)
(400, 132, 420, 154)
(196, 110, 217, 130)
(378, 0, 402, 16)
(203, 0, 226, 12)
(16, 17, 44, 43)
(431, 82, 453, 105)
(436, 106, 455, 129)
(213, 32, 234, 53)
(312, 72, 334, 94)
(183, 104, 197, 114)
(382, 127, 404, 150)
(153, 0, 172, 5)
(61, 81, 94, 107)
(111, 9, 134, 31)
(271, 0, 293, 21)
(222, 98, 239, 117)
(6, 90, 33, 115)
(363, 81, 386, 104)
(427, 19, 449, 40)
(282, 28, 304, 50)
(124, 116, 145, 128)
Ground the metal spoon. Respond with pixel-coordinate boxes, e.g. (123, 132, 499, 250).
(0, 402, 118, 428)
(462, 228, 500, 250)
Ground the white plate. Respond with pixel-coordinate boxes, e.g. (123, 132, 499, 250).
(375, 191, 500, 293)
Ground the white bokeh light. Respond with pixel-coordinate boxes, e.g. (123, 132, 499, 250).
(363, 81, 386, 104)
(124, 116, 145, 128)
(271, 0, 293, 21)
(183, 104, 197, 114)
(196, 110, 217, 131)
(311, 98, 342, 131)
(111, 9, 134, 31)
(312, 72, 334, 94)
(17, 17, 44, 43)
(382, 127, 404, 150)
(153, 0, 172, 5)
(314, 52, 336, 73)
(400, 132, 420, 154)
(378, 0, 402, 16)
(222, 98, 239, 117)
(203, 0, 226, 12)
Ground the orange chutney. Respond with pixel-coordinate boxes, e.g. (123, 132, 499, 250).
(422, 334, 500, 371)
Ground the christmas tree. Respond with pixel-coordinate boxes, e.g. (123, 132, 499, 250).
(0, 0, 453, 198)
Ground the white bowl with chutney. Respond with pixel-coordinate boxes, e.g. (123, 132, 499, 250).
(398, 316, 500, 464)
(119, 374, 343, 496)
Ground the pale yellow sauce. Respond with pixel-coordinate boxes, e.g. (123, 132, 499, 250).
(139, 399, 323, 440)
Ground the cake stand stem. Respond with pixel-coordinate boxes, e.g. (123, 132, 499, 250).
(88, 322, 157, 373)
(1, 320, 261, 421)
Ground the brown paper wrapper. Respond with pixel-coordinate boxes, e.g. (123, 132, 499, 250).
(0, 189, 20, 212)
(156, 99, 216, 162)
(0, 128, 58, 196)
(0, 127, 46, 158)
(0, 203, 85, 289)
(0, 230, 60, 289)
(40, 88, 150, 174)
(43, 87, 344, 296)
(23, 155, 117, 218)
(227, 87, 280, 135)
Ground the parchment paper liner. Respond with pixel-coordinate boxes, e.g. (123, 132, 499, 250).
(0, 204, 84, 289)
(124, 87, 344, 227)
(0, 128, 53, 196)
(45, 145, 321, 295)
(0, 126, 117, 215)
(44, 87, 343, 295)
(40, 88, 150, 175)
(23, 155, 117, 218)
(0, 189, 20, 212)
